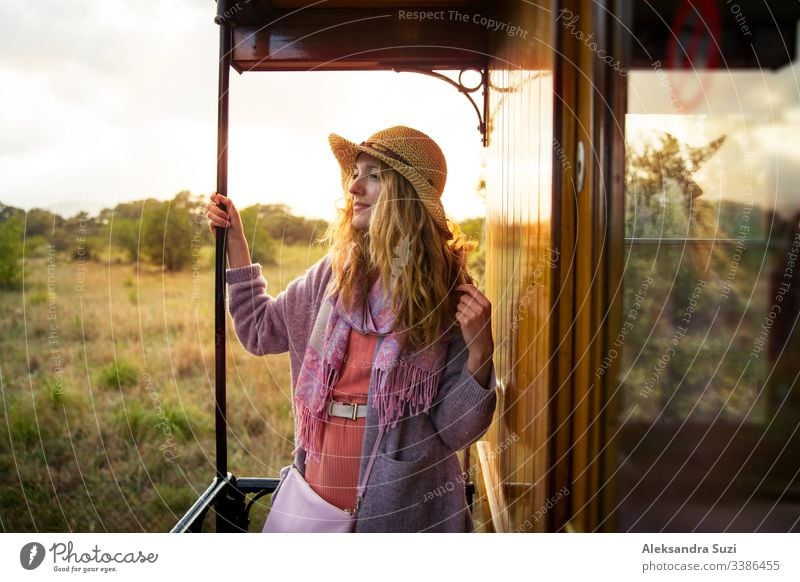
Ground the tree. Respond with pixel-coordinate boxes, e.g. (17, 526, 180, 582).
(238, 205, 278, 265)
(0, 201, 23, 222)
(112, 218, 143, 263)
(97, 198, 162, 225)
(626, 132, 725, 239)
(241, 203, 328, 247)
(140, 191, 204, 271)
(620, 130, 769, 421)
(21, 208, 63, 238)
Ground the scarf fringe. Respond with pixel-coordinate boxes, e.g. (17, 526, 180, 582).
(295, 354, 340, 463)
(373, 359, 441, 430)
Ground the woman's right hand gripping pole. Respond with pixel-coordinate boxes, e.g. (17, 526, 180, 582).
(207, 192, 252, 269)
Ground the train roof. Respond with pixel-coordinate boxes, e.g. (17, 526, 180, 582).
(213, 0, 490, 72)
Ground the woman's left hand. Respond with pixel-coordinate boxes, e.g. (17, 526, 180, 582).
(455, 283, 494, 361)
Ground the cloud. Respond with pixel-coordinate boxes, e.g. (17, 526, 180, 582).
(0, 0, 218, 212)
(0, 1, 486, 223)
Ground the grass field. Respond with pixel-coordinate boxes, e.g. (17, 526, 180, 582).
(0, 243, 328, 532)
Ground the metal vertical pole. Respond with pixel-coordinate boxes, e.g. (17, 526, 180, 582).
(214, 7, 232, 488)
(213, 3, 240, 533)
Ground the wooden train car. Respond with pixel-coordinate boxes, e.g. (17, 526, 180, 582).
(174, 0, 800, 533)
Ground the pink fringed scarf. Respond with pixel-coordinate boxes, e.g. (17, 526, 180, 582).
(293, 270, 448, 462)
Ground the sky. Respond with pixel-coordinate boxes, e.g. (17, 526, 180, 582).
(627, 68, 800, 220)
(0, 0, 486, 223)
(3, 2, 800, 224)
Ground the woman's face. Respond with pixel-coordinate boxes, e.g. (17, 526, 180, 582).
(349, 153, 382, 231)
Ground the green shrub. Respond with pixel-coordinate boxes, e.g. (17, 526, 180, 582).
(99, 360, 138, 390)
(0, 215, 23, 290)
(29, 289, 48, 305)
(159, 404, 192, 441)
(8, 402, 39, 447)
(43, 375, 70, 409)
(112, 401, 151, 442)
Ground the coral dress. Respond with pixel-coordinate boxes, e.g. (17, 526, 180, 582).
(304, 328, 379, 512)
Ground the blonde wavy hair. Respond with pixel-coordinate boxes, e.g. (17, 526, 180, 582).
(319, 159, 477, 354)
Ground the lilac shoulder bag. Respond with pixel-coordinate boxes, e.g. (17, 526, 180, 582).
(262, 427, 385, 533)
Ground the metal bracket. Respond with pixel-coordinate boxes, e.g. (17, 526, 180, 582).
(392, 67, 490, 147)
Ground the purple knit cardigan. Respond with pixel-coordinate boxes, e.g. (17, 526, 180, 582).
(226, 252, 498, 532)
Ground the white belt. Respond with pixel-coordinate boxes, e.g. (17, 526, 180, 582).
(327, 399, 368, 421)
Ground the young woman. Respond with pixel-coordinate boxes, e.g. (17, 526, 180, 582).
(206, 125, 497, 532)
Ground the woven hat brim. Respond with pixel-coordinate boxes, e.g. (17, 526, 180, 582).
(327, 132, 452, 240)
(328, 133, 439, 201)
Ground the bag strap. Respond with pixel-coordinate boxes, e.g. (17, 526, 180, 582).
(351, 424, 386, 515)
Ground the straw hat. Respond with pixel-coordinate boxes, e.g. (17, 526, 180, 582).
(328, 125, 453, 240)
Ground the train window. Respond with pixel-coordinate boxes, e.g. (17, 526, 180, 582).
(618, 68, 800, 531)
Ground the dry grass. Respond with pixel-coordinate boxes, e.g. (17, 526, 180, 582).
(0, 243, 327, 532)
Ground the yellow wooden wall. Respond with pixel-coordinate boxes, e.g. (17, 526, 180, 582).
(479, 0, 555, 533)
(478, 0, 626, 532)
